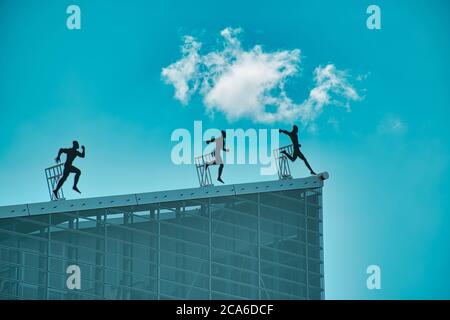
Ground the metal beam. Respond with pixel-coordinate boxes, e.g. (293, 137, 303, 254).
(0, 174, 329, 219)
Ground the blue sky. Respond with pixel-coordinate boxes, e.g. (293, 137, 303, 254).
(1, 0, 449, 299)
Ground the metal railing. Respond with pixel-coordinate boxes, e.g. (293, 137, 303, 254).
(45, 163, 65, 201)
(273, 145, 293, 180)
(194, 152, 215, 187)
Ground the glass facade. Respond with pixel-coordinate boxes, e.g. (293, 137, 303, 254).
(0, 187, 323, 300)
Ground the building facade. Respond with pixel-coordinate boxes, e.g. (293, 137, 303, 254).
(0, 176, 325, 300)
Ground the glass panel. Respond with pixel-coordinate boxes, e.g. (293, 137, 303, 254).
(0, 184, 324, 299)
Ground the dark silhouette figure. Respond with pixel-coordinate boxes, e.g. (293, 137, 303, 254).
(205, 130, 229, 184)
(53, 141, 85, 199)
(279, 125, 317, 175)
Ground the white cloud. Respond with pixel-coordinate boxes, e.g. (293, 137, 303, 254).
(356, 72, 371, 81)
(377, 116, 407, 135)
(161, 36, 201, 104)
(162, 27, 361, 125)
(327, 117, 340, 132)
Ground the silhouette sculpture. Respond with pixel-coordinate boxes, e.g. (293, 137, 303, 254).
(205, 130, 229, 184)
(53, 141, 85, 199)
(279, 125, 317, 175)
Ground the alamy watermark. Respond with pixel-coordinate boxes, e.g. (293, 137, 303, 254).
(66, 5, 81, 30)
(171, 121, 280, 176)
(66, 264, 81, 290)
(366, 5, 381, 30)
(366, 265, 381, 290)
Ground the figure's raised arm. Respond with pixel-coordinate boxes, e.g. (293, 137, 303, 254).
(206, 137, 216, 145)
(279, 129, 289, 135)
(77, 145, 85, 158)
(55, 148, 68, 163)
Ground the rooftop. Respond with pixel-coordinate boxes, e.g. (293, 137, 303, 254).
(0, 173, 328, 220)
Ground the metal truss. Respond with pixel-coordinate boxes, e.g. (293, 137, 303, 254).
(194, 152, 215, 187)
(45, 163, 65, 201)
(273, 144, 293, 180)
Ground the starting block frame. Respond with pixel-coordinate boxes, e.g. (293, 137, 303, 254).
(194, 152, 215, 187)
(273, 145, 293, 180)
(45, 163, 65, 201)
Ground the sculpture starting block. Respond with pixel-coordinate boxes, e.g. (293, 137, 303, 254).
(194, 152, 215, 187)
(45, 163, 65, 201)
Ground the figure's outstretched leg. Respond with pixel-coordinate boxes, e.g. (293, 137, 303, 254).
(281, 150, 296, 162)
(299, 153, 317, 175)
(217, 164, 224, 184)
(71, 166, 82, 193)
(53, 169, 69, 199)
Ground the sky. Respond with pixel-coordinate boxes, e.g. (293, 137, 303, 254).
(0, 0, 449, 299)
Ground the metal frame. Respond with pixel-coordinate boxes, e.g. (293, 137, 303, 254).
(273, 145, 293, 180)
(45, 163, 65, 201)
(0, 175, 328, 219)
(194, 152, 215, 187)
(318, 189, 325, 299)
(0, 184, 326, 300)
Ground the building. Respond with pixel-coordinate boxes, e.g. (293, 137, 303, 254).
(0, 175, 326, 300)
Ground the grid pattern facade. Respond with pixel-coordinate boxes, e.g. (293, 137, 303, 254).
(0, 187, 324, 300)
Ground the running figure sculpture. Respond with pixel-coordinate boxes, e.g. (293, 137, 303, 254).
(205, 130, 229, 184)
(53, 140, 85, 199)
(279, 125, 317, 175)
